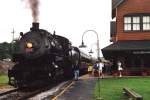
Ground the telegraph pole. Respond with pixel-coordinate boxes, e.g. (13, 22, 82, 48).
(11, 29, 15, 57)
(11, 28, 15, 42)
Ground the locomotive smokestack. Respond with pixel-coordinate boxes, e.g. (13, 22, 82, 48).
(30, 22, 39, 31)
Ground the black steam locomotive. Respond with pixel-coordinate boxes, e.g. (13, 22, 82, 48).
(8, 23, 92, 88)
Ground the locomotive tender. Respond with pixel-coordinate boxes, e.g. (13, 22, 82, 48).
(8, 23, 92, 88)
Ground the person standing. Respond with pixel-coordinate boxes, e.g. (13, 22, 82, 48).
(73, 61, 80, 80)
(88, 63, 93, 77)
(92, 62, 98, 77)
(98, 60, 104, 78)
(117, 61, 123, 77)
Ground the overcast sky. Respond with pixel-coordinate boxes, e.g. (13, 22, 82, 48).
(0, 0, 111, 57)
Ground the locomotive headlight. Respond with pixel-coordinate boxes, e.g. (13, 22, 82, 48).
(26, 42, 33, 48)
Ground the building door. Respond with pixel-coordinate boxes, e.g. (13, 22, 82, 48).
(134, 56, 141, 67)
(132, 56, 143, 75)
(143, 56, 150, 68)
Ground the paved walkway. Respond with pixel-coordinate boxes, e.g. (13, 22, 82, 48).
(57, 75, 96, 100)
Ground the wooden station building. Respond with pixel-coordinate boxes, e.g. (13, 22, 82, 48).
(102, 0, 150, 75)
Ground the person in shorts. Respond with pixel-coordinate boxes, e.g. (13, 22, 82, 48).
(98, 60, 104, 78)
(117, 61, 123, 77)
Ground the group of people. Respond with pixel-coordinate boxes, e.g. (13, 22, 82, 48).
(88, 60, 104, 78)
(73, 60, 105, 80)
(73, 60, 124, 81)
(88, 60, 123, 78)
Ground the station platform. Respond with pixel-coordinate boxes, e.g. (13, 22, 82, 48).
(53, 75, 96, 100)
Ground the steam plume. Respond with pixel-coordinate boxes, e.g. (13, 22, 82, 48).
(30, 0, 39, 22)
(23, 0, 39, 22)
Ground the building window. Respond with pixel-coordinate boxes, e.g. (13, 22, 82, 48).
(124, 17, 131, 31)
(124, 16, 140, 31)
(133, 17, 140, 31)
(143, 16, 150, 30)
(124, 15, 150, 31)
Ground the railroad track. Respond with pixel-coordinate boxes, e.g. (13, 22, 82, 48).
(0, 80, 73, 100)
(0, 87, 54, 100)
(0, 88, 19, 97)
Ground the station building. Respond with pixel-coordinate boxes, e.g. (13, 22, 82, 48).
(102, 0, 150, 76)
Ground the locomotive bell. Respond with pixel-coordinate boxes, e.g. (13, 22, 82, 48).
(30, 22, 39, 31)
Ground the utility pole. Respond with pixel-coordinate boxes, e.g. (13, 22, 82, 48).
(11, 28, 15, 42)
(79, 30, 102, 100)
(11, 29, 15, 57)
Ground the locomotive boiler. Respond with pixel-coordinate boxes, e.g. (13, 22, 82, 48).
(8, 23, 92, 88)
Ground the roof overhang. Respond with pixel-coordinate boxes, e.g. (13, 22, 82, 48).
(102, 41, 150, 59)
(112, 0, 125, 19)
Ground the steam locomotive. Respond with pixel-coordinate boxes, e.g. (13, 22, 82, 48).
(8, 23, 92, 88)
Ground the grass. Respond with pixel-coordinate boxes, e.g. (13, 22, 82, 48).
(0, 74, 9, 86)
(94, 77, 150, 100)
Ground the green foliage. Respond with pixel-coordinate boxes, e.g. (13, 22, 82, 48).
(94, 77, 150, 100)
(0, 75, 8, 85)
(0, 42, 11, 60)
(0, 42, 18, 60)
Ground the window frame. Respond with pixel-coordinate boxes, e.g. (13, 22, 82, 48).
(123, 13, 150, 32)
(124, 17, 132, 31)
(132, 16, 140, 31)
(142, 16, 150, 31)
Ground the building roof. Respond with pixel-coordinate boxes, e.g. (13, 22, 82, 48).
(102, 40, 150, 51)
(112, 0, 125, 19)
(102, 40, 150, 59)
